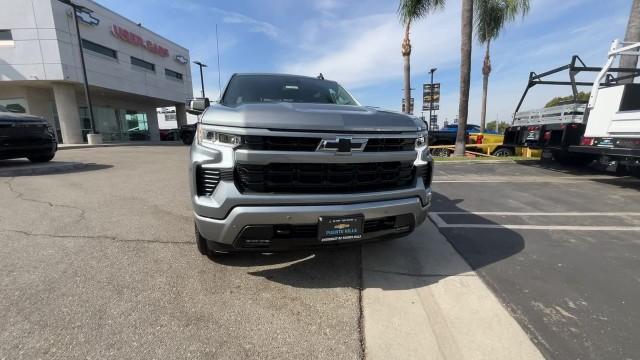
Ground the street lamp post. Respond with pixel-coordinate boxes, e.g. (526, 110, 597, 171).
(193, 61, 208, 98)
(429, 68, 437, 129)
(56, 0, 96, 135)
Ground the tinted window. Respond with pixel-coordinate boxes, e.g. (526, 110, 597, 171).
(619, 84, 640, 111)
(165, 68, 183, 80)
(81, 39, 117, 59)
(131, 57, 155, 72)
(0, 105, 8, 112)
(0, 30, 12, 41)
(222, 75, 358, 106)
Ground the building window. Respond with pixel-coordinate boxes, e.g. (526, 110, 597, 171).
(131, 57, 155, 72)
(165, 68, 183, 81)
(81, 39, 117, 59)
(0, 30, 14, 46)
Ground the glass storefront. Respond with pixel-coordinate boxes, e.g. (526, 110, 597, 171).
(46, 101, 152, 144)
(78, 107, 150, 142)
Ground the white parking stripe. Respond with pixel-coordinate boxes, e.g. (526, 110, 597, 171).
(432, 212, 640, 216)
(432, 176, 639, 184)
(428, 213, 640, 231)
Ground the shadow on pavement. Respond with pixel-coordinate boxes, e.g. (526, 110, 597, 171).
(209, 191, 525, 291)
(0, 160, 113, 177)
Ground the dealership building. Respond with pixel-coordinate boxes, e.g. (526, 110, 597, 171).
(0, 0, 193, 143)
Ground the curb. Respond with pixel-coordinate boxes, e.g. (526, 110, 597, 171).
(0, 162, 87, 177)
(58, 141, 185, 150)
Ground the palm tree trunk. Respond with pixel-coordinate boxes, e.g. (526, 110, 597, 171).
(402, 22, 412, 114)
(480, 40, 491, 133)
(455, 0, 473, 156)
(619, 0, 640, 83)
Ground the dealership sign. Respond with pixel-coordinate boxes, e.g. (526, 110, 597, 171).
(75, 7, 99, 26)
(111, 25, 169, 57)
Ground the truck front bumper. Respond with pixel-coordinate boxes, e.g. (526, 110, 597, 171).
(195, 195, 430, 251)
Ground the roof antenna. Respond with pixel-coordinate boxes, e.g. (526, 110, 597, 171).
(317, 73, 324, 80)
(216, 24, 222, 96)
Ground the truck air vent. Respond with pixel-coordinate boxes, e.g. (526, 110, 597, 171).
(416, 163, 433, 188)
(195, 167, 231, 196)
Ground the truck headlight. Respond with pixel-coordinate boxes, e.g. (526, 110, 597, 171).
(415, 135, 427, 148)
(196, 125, 243, 148)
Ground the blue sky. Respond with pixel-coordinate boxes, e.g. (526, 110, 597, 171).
(98, 0, 633, 126)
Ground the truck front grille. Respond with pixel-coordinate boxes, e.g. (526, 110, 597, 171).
(242, 136, 321, 151)
(239, 136, 416, 152)
(235, 161, 415, 193)
(364, 138, 415, 152)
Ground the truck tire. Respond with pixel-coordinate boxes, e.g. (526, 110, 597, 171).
(182, 135, 193, 145)
(492, 147, 514, 157)
(28, 152, 55, 163)
(195, 222, 211, 256)
(552, 150, 594, 166)
(195, 222, 227, 257)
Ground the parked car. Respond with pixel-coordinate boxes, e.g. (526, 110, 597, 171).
(187, 73, 433, 255)
(179, 124, 196, 145)
(429, 125, 509, 157)
(159, 128, 180, 141)
(0, 105, 57, 162)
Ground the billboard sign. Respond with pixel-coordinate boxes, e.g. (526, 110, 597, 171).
(422, 83, 440, 111)
(402, 98, 415, 114)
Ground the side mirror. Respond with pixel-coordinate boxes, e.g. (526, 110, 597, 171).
(186, 97, 210, 115)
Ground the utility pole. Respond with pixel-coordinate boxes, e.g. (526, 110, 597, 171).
(193, 61, 208, 98)
(619, 0, 640, 83)
(56, 0, 96, 134)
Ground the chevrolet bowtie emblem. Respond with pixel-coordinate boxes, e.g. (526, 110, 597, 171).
(317, 137, 367, 155)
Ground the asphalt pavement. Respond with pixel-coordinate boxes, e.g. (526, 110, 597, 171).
(1, 147, 638, 359)
(431, 161, 640, 360)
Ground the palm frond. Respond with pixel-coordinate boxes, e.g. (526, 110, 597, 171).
(398, 0, 446, 25)
(474, 0, 530, 43)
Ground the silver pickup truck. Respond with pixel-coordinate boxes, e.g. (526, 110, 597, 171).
(188, 73, 433, 255)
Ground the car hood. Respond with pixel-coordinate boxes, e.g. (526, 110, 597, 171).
(201, 103, 425, 133)
(0, 112, 47, 125)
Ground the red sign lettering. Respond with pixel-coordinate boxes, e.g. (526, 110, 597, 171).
(111, 24, 169, 57)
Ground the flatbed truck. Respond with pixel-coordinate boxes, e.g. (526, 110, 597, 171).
(503, 39, 640, 174)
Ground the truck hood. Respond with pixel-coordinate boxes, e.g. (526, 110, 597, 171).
(0, 112, 47, 125)
(201, 103, 425, 133)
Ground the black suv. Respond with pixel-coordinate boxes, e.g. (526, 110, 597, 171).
(0, 105, 57, 162)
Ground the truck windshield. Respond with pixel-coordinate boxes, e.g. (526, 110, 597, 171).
(0, 105, 8, 112)
(222, 75, 359, 106)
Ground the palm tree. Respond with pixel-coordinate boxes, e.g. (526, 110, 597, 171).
(476, 0, 530, 132)
(398, 0, 446, 114)
(619, 0, 640, 83)
(454, 0, 473, 156)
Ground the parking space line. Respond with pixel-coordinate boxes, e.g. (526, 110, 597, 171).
(432, 212, 640, 216)
(429, 213, 640, 231)
(434, 179, 618, 184)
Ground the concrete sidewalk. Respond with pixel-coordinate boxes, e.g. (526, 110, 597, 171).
(362, 221, 543, 360)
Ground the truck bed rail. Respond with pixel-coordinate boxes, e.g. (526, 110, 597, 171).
(513, 103, 586, 126)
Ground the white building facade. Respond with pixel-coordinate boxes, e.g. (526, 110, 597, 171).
(0, 0, 193, 143)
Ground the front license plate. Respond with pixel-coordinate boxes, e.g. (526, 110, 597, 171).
(318, 215, 364, 242)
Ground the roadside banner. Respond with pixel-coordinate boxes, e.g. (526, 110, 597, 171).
(423, 83, 440, 111)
